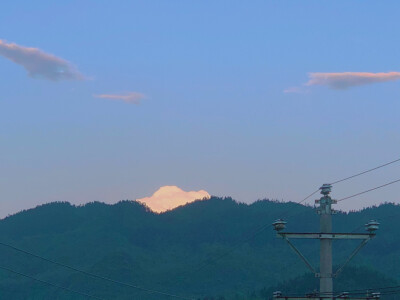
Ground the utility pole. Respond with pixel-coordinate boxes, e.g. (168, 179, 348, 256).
(319, 183, 334, 296)
(272, 184, 380, 300)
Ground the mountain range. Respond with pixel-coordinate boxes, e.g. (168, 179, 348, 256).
(0, 197, 398, 299)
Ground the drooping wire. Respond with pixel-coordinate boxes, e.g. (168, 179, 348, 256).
(0, 191, 322, 298)
(317, 283, 400, 296)
(299, 157, 400, 206)
(329, 158, 400, 185)
(191, 158, 400, 284)
(263, 159, 400, 299)
(0, 242, 194, 300)
(0, 264, 105, 300)
(297, 189, 320, 204)
(186, 157, 400, 275)
(337, 178, 400, 202)
(267, 159, 400, 298)
(282, 282, 400, 297)
(1, 158, 398, 299)
(187, 190, 320, 275)
(283, 289, 400, 298)
(349, 208, 400, 233)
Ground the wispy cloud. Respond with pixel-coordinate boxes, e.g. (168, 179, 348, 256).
(306, 72, 400, 89)
(283, 86, 309, 94)
(137, 186, 210, 213)
(94, 92, 145, 104)
(0, 39, 84, 81)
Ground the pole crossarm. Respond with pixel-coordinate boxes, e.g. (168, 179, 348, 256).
(274, 297, 379, 300)
(272, 184, 380, 300)
(277, 233, 374, 240)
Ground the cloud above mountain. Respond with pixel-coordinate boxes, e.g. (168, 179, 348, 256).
(306, 72, 400, 89)
(136, 186, 210, 213)
(0, 39, 84, 81)
(93, 92, 145, 104)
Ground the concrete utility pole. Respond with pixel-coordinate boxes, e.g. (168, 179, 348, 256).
(272, 184, 380, 300)
(319, 183, 334, 296)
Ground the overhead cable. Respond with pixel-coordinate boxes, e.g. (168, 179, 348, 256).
(0, 264, 105, 300)
(330, 158, 400, 185)
(0, 242, 194, 300)
(337, 178, 400, 202)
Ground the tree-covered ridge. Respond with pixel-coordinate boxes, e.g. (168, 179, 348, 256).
(0, 197, 398, 299)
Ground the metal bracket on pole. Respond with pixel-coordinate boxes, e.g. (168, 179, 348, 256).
(272, 184, 380, 300)
(278, 233, 372, 240)
(273, 297, 380, 300)
(333, 238, 371, 278)
(283, 236, 317, 275)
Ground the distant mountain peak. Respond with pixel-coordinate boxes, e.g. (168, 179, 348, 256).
(136, 185, 210, 213)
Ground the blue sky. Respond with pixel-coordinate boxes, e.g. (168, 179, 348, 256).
(1, 1, 399, 217)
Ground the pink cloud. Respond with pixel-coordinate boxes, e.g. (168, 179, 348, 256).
(136, 186, 210, 213)
(283, 86, 309, 94)
(0, 39, 84, 81)
(94, 92, 145, 104)
(306, 72, 400, 89)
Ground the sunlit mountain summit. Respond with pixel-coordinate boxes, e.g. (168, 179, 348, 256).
(136, 185, 210, 213)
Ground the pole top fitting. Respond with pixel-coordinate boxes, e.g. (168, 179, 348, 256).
(365, 220, 380, 233)
(272, 219, 287, 231)
(320, 183, 332, 196)
(371, 292, 381, 298)
(272, 291, 282, 298)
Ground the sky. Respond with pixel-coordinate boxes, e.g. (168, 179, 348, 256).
(1, 1, 400, 217)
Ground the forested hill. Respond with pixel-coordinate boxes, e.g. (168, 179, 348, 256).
(0, 197, 399, 299)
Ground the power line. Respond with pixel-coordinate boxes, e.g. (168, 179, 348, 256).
(0, 264, 105, 300)
(275, 280, 400, 297)
(330, 158, 400, 185)
(191, 221, 273, 273)
(0, 191, 320, 299)
(0, 242, 194, 300)
(297, 189, 320, 204)
(186, 162, 395, 275)
(380, 289, 400, 295)
(299, 158, 400, 205)
(187, 191, 319, 275)
(270, 277, 400, 297)
(265, 159, 400, 299)
(337, 178, 400, 202)
(319, 284, 400, 296)
(2, 158, 398, 299)
(195, 159, 400, 292)
(350, 209, 400, 233)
